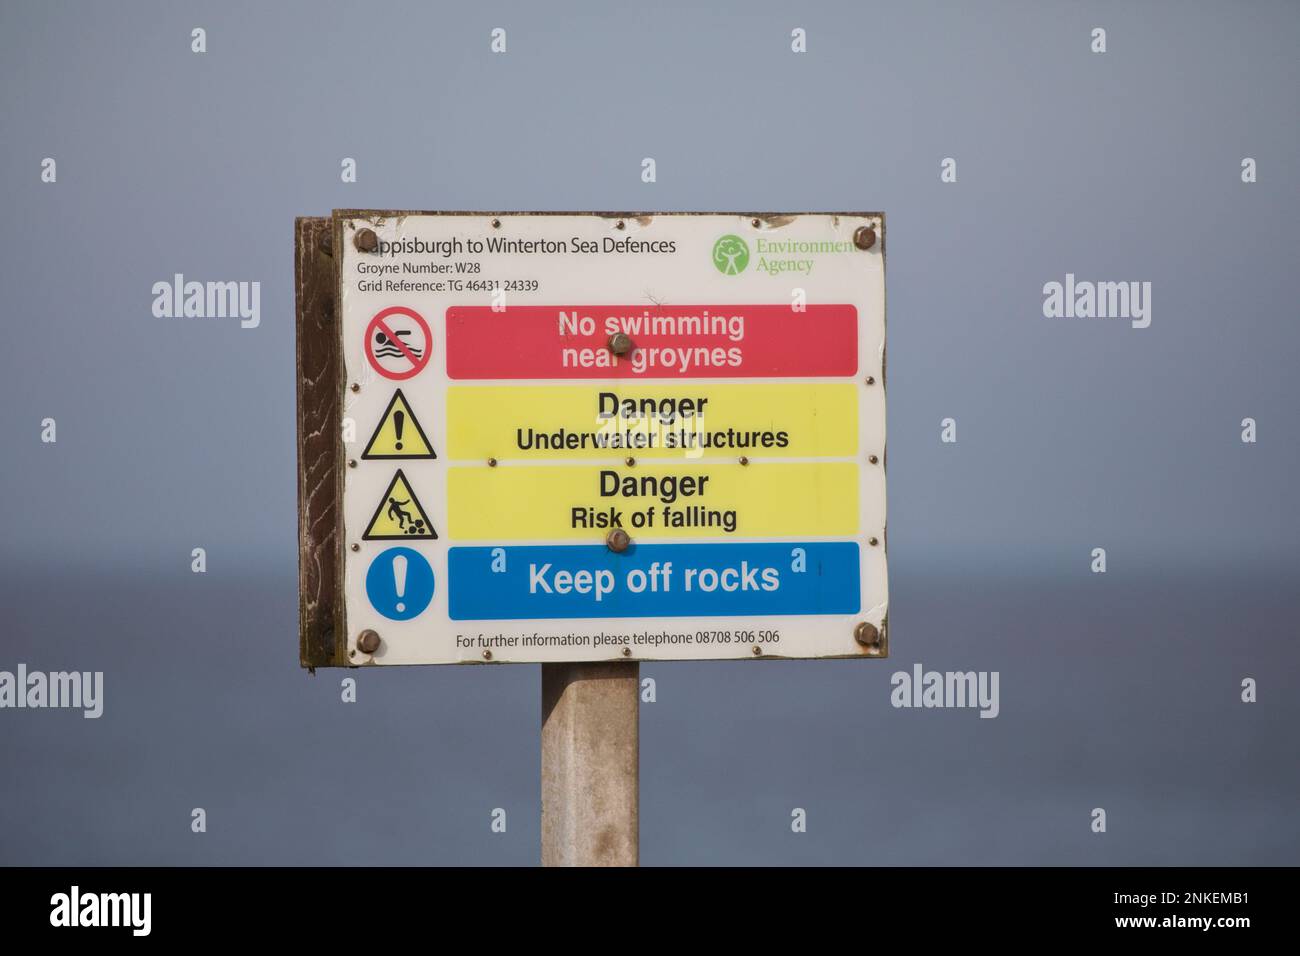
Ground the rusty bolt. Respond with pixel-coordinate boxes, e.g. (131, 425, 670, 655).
(853, 226, 877, 250)
(354, 228, 379, 253)
(866, 375, 876, 385)
(869, 536, 879, 546)
(751, 218, 761, 228)
(350, 383, 360, 393)
(483, 649, 493, 661)
(321, 234, 333, 256)
(487, 457, 497, 467)
(491, 218, 501, 229)
(357, 630, 381, 654)
(622, 647, 632, 657)
(739, 456, 749, 466)
(606, 528, 631, 553)
(616, 220, 626, 230)
(752, 645, 762, 656)
(348, 459, 357, 468)
(625, 456, 636, 467)
(868, 454, 879, 465)
(854, 622, 880, 648)
(608, 332, 634, 356)
(350, 543, 359, 552)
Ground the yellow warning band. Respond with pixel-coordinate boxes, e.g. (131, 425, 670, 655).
(447, 462, 859, 540)
(445, 383, 858, 461)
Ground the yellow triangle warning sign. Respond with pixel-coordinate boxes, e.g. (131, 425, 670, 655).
(363, 469, 438, 540)
(362, 390, 436, 460)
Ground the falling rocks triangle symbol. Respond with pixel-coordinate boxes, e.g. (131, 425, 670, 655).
(363, 469, 438, 540)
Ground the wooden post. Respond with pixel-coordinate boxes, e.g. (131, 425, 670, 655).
(295, 217, 346, 669)
(541, 662, 640, 866)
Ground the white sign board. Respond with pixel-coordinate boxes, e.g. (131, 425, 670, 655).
(336, 211, 886, 664)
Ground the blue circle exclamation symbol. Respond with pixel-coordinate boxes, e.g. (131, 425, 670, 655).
(366, 547, 434, 621)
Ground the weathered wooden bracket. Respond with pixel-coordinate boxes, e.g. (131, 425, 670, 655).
(296, 216, 347, 668)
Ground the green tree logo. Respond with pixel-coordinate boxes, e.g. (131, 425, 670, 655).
(712, 235, 749, 275)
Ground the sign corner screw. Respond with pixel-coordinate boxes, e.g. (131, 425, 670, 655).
(354, 228, 379, 253)
(853, 226, 877, 250)
(854, 622, 880, 649)
(606, 528, 630, 553)
(357, 629, 381, 654)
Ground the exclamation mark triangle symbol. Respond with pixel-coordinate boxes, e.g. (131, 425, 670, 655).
(362, 390, 436, 459)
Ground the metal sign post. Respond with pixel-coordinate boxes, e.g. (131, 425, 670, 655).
(541, 662, 639, 867)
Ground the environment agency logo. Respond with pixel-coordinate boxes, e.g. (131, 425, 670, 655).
(712, 235, 749, 275)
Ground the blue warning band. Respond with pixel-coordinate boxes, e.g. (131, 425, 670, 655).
(447, 542, 860, 620)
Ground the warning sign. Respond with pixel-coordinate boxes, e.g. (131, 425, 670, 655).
(362, 390, 436, 460)
(336, 212, 886, 666)
(362, 470, 438, 540)
(365, 306, 432, 380)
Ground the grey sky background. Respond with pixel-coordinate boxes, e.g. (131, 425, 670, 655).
(1, 0, 1297, 865)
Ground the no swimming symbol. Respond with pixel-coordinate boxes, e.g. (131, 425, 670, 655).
(365, 306, 432, 380)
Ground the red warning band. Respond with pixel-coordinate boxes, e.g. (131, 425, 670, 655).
(445, 304, 858, 379)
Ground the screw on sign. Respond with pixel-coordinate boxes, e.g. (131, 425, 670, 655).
(365, 306, 432, 381)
